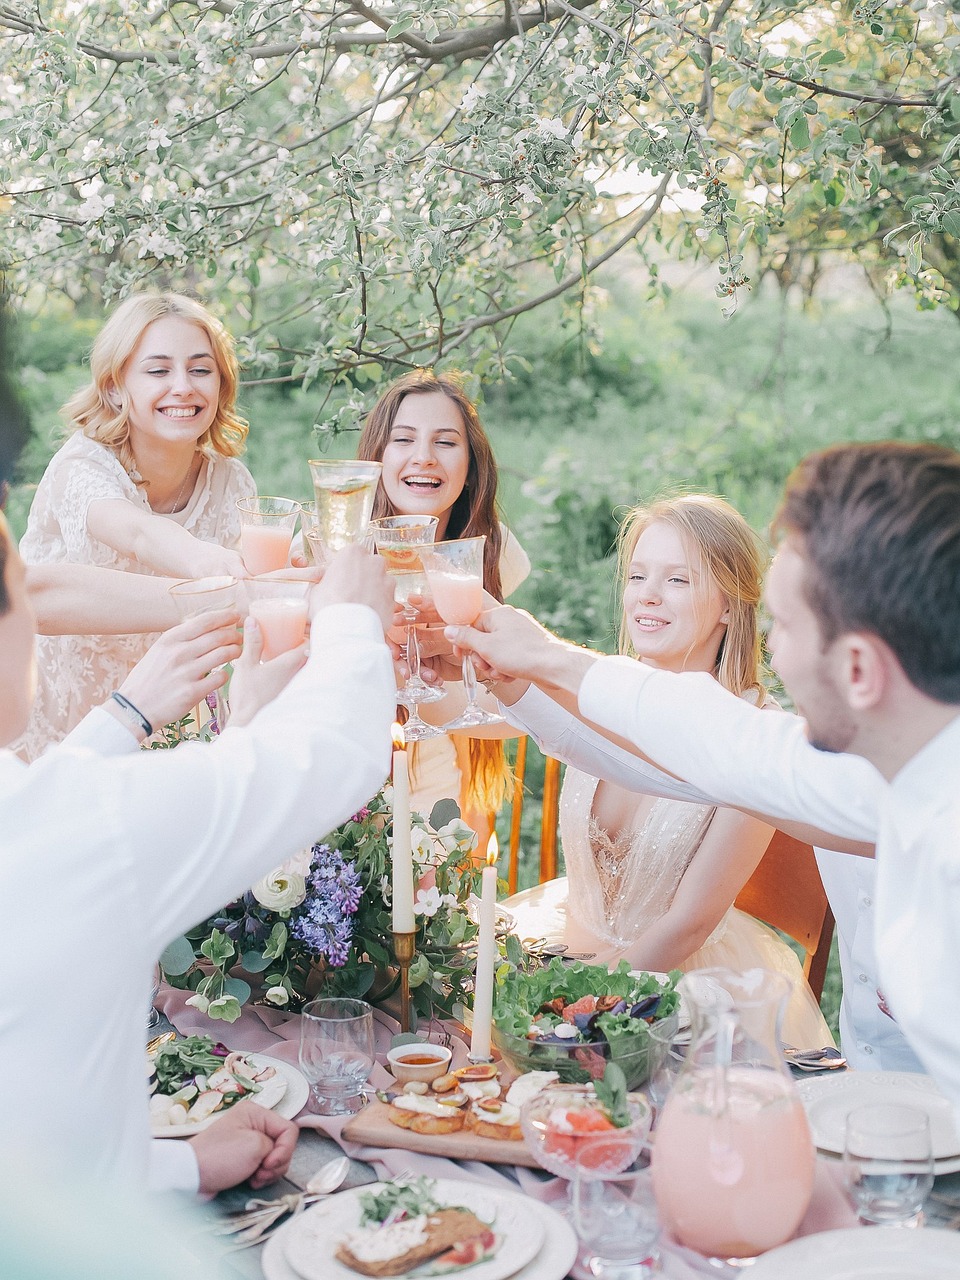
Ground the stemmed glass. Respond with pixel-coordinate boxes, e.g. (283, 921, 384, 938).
(168, 575, 241, 732)
(421, 535, 504, 730)
(573, 1138, 661, 1279)
(299, 997, 375, 1116)
(843, 1103, 935, 1227)
(306, 460, 382, 560)
(236, 496, 301, 575)
(370, 514, 443, 742)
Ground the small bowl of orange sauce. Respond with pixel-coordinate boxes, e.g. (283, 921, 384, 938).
(387, 1042, 453, 1085)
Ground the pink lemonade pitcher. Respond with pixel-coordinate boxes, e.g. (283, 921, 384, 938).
(651, 968, 815, 1265)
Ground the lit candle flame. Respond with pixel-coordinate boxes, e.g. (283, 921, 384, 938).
(486, 833, 499, 868)
(391, 721, 406, 752)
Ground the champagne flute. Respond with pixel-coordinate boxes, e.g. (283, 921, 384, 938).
(168, 575, 241, 732)
(236, 496, 301, 575)
(370, 515, 443, 743)
(422, 536, 505, 730)
(306, 460, 382, 560)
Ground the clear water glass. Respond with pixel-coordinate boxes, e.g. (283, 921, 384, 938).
(573, 1138, 661, 1279)
(843, 1103, 934, 1227)
(299, 997, 375, 1116)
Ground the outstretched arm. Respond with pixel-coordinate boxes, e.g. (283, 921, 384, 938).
(86, 497, 246, 579)
(26, 563, 185, 635)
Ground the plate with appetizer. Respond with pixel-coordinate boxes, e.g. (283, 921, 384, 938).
(343, 1060, 561, 1167)
(265, 1176, 557, 1280)
(149, 1034, 309, 1137)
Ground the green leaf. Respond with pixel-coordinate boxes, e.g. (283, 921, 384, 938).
(223, 977, 252, 1004)
(159, 934, 197, 977)
(429, 798, 461, 829)
(594, 1062, 631, 1127)
(241, 949, 272, 973)
(818, 50, 845, 65)
(941, 210, 960, 239)
(790, 115, 811, 150)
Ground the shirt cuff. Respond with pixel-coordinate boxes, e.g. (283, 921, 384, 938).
(59, 705, 140, 755)
(148, 1138, 201, 1195)
(308, 602, 385, 647)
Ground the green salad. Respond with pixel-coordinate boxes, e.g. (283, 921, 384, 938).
(492, 959, 681, 1086)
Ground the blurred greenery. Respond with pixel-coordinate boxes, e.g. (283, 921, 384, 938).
(10, 280, 958, 1041)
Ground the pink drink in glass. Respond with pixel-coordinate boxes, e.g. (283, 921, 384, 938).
(241, 523, 293, 575)
(652, 1066, 814, 1258)
(426, 570, 483, 625)
(248, 597, 309, 659)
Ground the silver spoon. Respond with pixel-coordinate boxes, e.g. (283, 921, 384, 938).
(214, 1155, 351, 1246)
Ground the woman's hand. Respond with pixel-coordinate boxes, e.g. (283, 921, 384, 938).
(194, 542, 249, 580)
(228, 615, 308, 726)
(112, 608, 242, 734)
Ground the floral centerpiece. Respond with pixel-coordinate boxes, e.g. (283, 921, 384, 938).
(160, 789, 489, 1025)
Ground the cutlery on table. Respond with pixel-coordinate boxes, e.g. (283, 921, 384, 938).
(212, 1155, 351, 1248)
(783, 1045, 847, 1070)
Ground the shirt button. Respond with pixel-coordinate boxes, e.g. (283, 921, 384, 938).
(863, 1045, 874, 1055)
(859, 973, 869, 983)
(863, 897, 873, 907)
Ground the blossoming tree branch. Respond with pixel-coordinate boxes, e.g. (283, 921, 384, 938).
(2, 0, 958, 430)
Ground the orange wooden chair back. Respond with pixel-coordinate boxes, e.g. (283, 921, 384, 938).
(734, 828, 835, 1003)
(501, 736, 562, 894)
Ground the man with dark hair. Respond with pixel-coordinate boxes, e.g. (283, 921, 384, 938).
(447, 441, 960, 1113)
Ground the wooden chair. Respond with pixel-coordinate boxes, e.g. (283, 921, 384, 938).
(502, 736, 563, 894)
(734, 829, 836, 1003)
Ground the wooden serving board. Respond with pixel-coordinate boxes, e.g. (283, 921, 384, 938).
(342, 1099, 540, 1168)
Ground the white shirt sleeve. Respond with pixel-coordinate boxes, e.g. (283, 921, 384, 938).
(55, 705, 140, 756)
(578, 657, 881, 842)
(502, 684, 714, 803)
(147, 1139, 200, 1195)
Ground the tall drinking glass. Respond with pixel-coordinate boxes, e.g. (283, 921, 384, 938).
(573, 1139, 661, 1280)
(421, 536, 504, 730)
(306, 460, 381, 560)
(168, 575, 241, 732)
(236, 496, 301, 575)
(370, 514, 443, 742)
(299, 997, 375, 1116)
(843, 1103, 934, 1227)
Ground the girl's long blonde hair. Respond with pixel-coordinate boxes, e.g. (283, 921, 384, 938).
(61, 292, 248, 484)
(616, 494, 767, 699)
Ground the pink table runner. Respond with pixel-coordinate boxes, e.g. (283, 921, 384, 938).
(159, 986, 857, 1278)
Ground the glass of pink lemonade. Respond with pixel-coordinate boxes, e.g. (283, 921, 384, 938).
(169, 575, 241, 730)
(244, 576, 310, 660)
(422, 535, 504, 730)
(236, 496, 301, 575)
(651, 969, 815, 1265)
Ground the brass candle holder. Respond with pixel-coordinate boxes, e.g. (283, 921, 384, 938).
(393, 929, 417, 1033)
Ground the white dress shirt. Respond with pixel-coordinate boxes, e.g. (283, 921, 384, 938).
(579, 659, 960, 1114)
(0, 603, 394, 1189)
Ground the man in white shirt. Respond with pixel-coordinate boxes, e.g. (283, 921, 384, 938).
(447, 442, 960, 1109)
(0, 514, 396, 1192)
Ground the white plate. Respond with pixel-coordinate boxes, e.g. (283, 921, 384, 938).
(152, 1053, 308, 1138)
(750, 1226, 960, 1278)
(281, 1178, 546, 1280)
(796, 1072, 960, 1162)
(263, 1191, 576, 1280)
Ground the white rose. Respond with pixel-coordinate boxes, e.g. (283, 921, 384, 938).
(264, 986, 289, 1007)
(251, 869, 307, 912)
(411, 827, 436, 866)
(279, 847, 313, 879)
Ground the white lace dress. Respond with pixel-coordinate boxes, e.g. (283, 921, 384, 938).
(17, 432, 256, 760)
(509, 766, 833, 1049)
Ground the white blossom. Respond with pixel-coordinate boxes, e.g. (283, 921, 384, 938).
(264, 986, 289, 1007)
(415, 886, 457, 918)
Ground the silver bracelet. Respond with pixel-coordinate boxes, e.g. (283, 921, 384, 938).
(111, 691, 153, 737)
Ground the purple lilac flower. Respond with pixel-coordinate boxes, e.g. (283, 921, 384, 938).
(290, 843, 363, 967)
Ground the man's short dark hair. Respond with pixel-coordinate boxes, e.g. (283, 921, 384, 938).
(773, 442, 960, 703)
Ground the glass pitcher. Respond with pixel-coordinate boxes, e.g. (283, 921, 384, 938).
(650, 968, 815, 1265)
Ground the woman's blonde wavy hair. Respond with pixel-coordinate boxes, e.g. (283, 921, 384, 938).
(616, 494, 768, 700)
(60, 293, 248, 483)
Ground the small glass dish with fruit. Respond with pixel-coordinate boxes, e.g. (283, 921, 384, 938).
(519, 1067, 652, 1180)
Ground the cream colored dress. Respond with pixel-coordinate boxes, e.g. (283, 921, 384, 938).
(17, 432, 256, 760)
(508, 766, 833, 1049)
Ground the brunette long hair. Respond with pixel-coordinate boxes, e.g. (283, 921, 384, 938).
(359, 369, 511, 814)
(61, 292, 248, 484)
(616, 494, 767, 700)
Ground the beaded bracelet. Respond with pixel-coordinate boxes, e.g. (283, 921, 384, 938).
(110, 691, 154, 738)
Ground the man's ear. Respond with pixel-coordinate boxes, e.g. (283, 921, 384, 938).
(839, 632, 888, 712)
